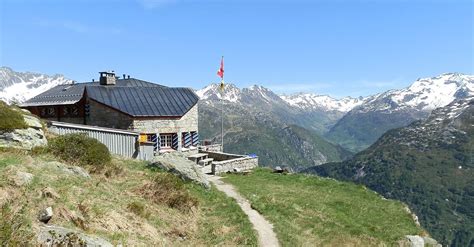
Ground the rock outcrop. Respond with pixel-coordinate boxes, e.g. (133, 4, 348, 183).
(38, 206, 53, 224)
(37, 225, 113, 247)
(150, 152, 210, 188)
(12, 171, 34, 186)
(0, 112, 47, 150)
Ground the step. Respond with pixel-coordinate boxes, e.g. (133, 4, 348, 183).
(198, 158, 214, 166)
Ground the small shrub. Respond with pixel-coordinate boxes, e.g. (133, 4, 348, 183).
(140, 173, 198, 212)
(127, 201, 150, 219)
(47, 133, 111, 169)
(0, 101, 28, 131)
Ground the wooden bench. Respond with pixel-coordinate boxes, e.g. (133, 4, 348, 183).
(198, 158, 214, 166)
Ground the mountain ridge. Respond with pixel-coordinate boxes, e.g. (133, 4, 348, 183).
(0, 66, 72, 104)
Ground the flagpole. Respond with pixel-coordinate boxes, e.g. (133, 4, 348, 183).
(221, 57, 224, 152)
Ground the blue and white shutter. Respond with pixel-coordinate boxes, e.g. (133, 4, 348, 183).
(172, 133, 179, 150)
(191, 131, 199, 146)
(183, 132, 191, 148)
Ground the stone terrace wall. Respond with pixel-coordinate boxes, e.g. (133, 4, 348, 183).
(201, 151, 244, 161)
(211, 156, 258, 175)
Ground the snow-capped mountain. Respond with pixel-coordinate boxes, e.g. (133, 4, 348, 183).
(326, 73, 474, 152)
(196, 83, 242, 103)
(197, 83, 287, 105)
(197, 83, 361, 113)
(0, 67, 72, 104)
(281, 93, 365, 112)
(355, 73, 473, 113)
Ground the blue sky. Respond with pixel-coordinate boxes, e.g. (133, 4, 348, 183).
(1, 0, 472, 98)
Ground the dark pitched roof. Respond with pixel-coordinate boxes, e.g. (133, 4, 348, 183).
(19, 84, 86, 106)
(86, 86, 199, 117)
(85, 78, 168, 88)
(21, 78, 199, 117)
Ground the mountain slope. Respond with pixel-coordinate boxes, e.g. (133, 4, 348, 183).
(326, 73, 474, 152)
(0, 67, 72, 104)
(197, 84, 358, 134)
(198, 93, 352, 171)
(305, 97, 474, 246)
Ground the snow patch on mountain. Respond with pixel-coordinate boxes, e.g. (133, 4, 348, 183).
(391, 73, 473, 110)
(281, 93, 365, 112)
(0, 67, 72, 104)
(354, 73, 473, 113)
(196, 83, 241, 102)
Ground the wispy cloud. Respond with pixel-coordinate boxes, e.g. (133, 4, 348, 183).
(36, 19, 122, 35)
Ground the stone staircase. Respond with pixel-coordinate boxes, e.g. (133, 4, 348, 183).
(187, 153, 213, 174)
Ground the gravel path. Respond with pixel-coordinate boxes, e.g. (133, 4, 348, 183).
(206, 175, 280, 247)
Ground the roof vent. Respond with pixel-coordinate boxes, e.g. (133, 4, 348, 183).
(99, 71, 116, 85)
(123, 74, 126, 79)
(127, 75, 130, 79)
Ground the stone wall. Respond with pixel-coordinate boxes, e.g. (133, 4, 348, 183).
(86, 100, 134, 130)
(132, 104, 198, 134)
(211, 156, 258, 175)
(198, 144, 222, 153)
(202, 151, 244, 161)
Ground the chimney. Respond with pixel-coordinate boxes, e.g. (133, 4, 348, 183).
(127, 75, 130, 79)
(123, 74, 126, 79)
(99, 71, 116, 85)
(92, 79, 95, 82)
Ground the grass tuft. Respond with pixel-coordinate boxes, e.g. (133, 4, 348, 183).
(140, 173, 199, 212)
(0, 101, 28, 131)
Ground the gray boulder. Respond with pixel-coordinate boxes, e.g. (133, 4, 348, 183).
(402, 235, 441, 247)
(0, 113, 47, 150)
(38, 206, 53, 224)
(37, 225, 113, 247)
(12, 171, 34, 186)
(151, 153, 210, 189)
(40, 161, 90, 179)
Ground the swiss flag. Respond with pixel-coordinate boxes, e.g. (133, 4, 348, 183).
(217, 56, 224, 79)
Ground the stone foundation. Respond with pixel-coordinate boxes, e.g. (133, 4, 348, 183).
(201, 151, 258, 174)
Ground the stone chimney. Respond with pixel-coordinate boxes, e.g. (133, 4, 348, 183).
(99, 71, 116, 85)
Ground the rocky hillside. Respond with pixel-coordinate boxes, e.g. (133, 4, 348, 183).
(326, 73, 474, 152)
(305, 97, 474, 246)
(0, 67, 72, 104)
(198, 94, 352, 171)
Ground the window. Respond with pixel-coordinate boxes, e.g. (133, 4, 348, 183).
(160, 134, 172, 148)
(40, 107, 56, 117)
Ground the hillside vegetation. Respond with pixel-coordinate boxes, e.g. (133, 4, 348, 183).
(0, 147, 258, 245)
(223, 168, 423, 246)
(307, 98, 474, 246)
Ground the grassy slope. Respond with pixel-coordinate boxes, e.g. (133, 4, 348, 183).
(0, 149, 258, 246)
(223, 168, 423, 246)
